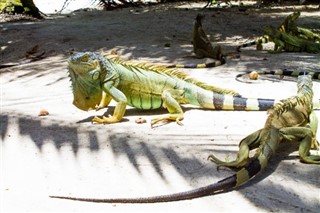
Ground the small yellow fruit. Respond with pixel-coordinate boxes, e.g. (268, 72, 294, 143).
(249, 71, 259, 80)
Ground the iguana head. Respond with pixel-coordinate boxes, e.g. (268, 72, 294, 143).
(195, 14, 205, 24)
(288, 11, 300, 22)
(68, 52, 106, 111)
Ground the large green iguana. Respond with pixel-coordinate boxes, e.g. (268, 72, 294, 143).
(67, 52, 284, 126)
(262, 25, 320, 53)
(237, 12, 301, 52)
(50, 74, 319, 203)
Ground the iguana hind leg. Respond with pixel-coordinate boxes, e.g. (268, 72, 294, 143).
(92, 84, 127, 124)
(208, 129, 263, 168)
(151, 89, 185, 126)
(280, 125, 320, 164)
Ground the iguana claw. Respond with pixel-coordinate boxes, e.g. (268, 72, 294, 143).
(92, 115, 120, 124)
(151, 114, 184, 127)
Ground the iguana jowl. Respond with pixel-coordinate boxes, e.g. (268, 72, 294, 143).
(50, 74, 319, 203)
(68, 52, 279, 125)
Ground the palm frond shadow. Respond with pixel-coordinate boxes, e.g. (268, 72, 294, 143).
(2, 112, 319, 211)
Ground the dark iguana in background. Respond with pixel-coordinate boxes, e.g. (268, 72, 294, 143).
(263, 25, 320, 53)
(50, 74, 319, 203)
(66, 52, 285, 126)
(192, 14, 225, 62)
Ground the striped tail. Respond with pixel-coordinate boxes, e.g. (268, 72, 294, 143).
(236, 69, 320, 82)
(236, 41, 257, 52)
(236, 36, 270, 52)
(166, 57, 226, 68)
(197, 91, 276, 111)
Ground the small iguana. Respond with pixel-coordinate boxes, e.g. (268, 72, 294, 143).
(237, 12, 301, 52)
(50, 74, 319, 203)
(262, 25, 320, 53)
(192, 14, 225, 62)
(67, 52, 284, 126)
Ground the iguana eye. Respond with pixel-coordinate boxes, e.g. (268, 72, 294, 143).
(92, 71, 100, 80)
(81, 54, 89, 62)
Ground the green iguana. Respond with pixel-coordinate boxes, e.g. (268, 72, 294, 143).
(67, 52, 283, 126)
(279, 12, 320, 43)
(237, 12, 301, 52)
(236, 12, 320, 52)
(192, 14, 225, 62)
(50, 74, 319, 203)
(262, 25, 320, 53)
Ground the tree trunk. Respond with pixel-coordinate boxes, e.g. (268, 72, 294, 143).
(0, 0, 42, 18)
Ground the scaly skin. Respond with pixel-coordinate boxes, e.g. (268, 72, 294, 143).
(237, 12, 301, 52)
(263, 25, 320, 53)
(50, 74, 319, 203)
(296, 27, 320, 43)
(68, 52, 281, 126)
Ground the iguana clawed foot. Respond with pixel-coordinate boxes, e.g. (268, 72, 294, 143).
(208, 154, 249, 169)
(151, 113, 184, 127)
(279, 126, 320, 164)
(92, 115, 121, 124)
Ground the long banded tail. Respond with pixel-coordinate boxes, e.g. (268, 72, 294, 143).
(236, 70, 320, 82)
(166, 57, 226, 68)
(198, 92, 276, 111)
(236, 36, 269, 52)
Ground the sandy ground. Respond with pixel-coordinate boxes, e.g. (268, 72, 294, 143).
(1, 2, 320, 212)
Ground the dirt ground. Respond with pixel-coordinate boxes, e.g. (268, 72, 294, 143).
(1, 1, 320, 212)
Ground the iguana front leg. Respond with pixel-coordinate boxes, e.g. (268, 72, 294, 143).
(151, 89, 185, 126)
(92, 83, 127, 124)
(208, 129, 263, 168)
(95, 91, 112, 111)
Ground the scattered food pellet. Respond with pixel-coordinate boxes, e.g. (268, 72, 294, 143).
(38, 109, 49, 116)
(249, 71, 259, 80)
(135, 117, 146, 124)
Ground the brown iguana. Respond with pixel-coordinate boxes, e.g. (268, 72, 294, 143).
(66, 52, 288, 126)
(192, 14, 225, 62)
(262, 25, 320, 53)
(50, 74, 319, 203)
